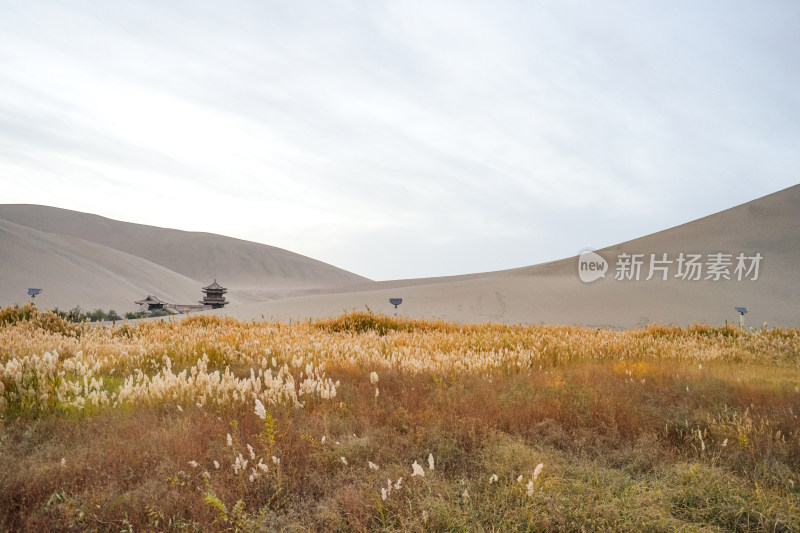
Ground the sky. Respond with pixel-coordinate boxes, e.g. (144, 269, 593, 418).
(1, 0, 798, 281)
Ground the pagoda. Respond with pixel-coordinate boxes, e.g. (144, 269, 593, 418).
(200, 279, 229, 309)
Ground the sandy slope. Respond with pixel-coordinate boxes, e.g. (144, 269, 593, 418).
(0, 219, 205, 311)
(0, 205, 370, 300)
(2, 185, 797, 327)
(212, 185, 800, 328)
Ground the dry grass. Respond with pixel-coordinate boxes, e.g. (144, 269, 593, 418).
(1, 306, 799, 531)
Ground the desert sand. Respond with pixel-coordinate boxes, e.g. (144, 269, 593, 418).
(1, 185, 798, 327)
(0, 205, 370, 311)
(0, 218, 203, 311)
(211, 184, 799, 328)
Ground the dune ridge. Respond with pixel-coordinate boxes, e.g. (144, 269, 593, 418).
(0, 205, 369, 292)
(0, 206, 369, 311)
(0, 218, 204, 311)
(1, 185, 797, 327)
(212, 184, 800, 328)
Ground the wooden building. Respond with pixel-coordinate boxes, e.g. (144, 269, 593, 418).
(135, 295, 168, 311)
(200, 279, 229, 309)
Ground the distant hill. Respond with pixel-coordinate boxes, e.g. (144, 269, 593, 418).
(0, 205, 370, 311)
(2, 185, 797, 327)
(213, 185, 800, 328)
(0, 218, 202, 311)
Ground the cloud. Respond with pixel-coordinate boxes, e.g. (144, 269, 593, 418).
(0, 0, 798, 279)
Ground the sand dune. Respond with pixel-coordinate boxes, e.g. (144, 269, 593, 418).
(0, 218, 206, 311)
(0, 205, 370, 300)
(213, 185, 800, 328)
(0, 205, 368, 312)
(2, 185, 797, 327)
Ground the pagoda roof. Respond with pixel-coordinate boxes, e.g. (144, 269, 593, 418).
(202, 279, 226, 291)
(135, 295, 168, 305)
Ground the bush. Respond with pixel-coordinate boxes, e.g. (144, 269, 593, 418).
(0, 304, 77, 336)
(0, 304, 35, 326)
(124, 309, 172, 320)
(314, 310, 450, 335)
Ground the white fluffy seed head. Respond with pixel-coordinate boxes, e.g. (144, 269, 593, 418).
(254, 398, 267, 419)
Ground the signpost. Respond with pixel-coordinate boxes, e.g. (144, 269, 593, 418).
(735, 307, 748, 329)
(389, 298, 402, 316)
(27, 288, 43, 303)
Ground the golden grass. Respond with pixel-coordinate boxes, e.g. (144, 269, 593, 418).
(1, 306, 799, 531)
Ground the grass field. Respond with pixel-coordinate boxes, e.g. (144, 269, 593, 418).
(1, 305, 799, 531)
